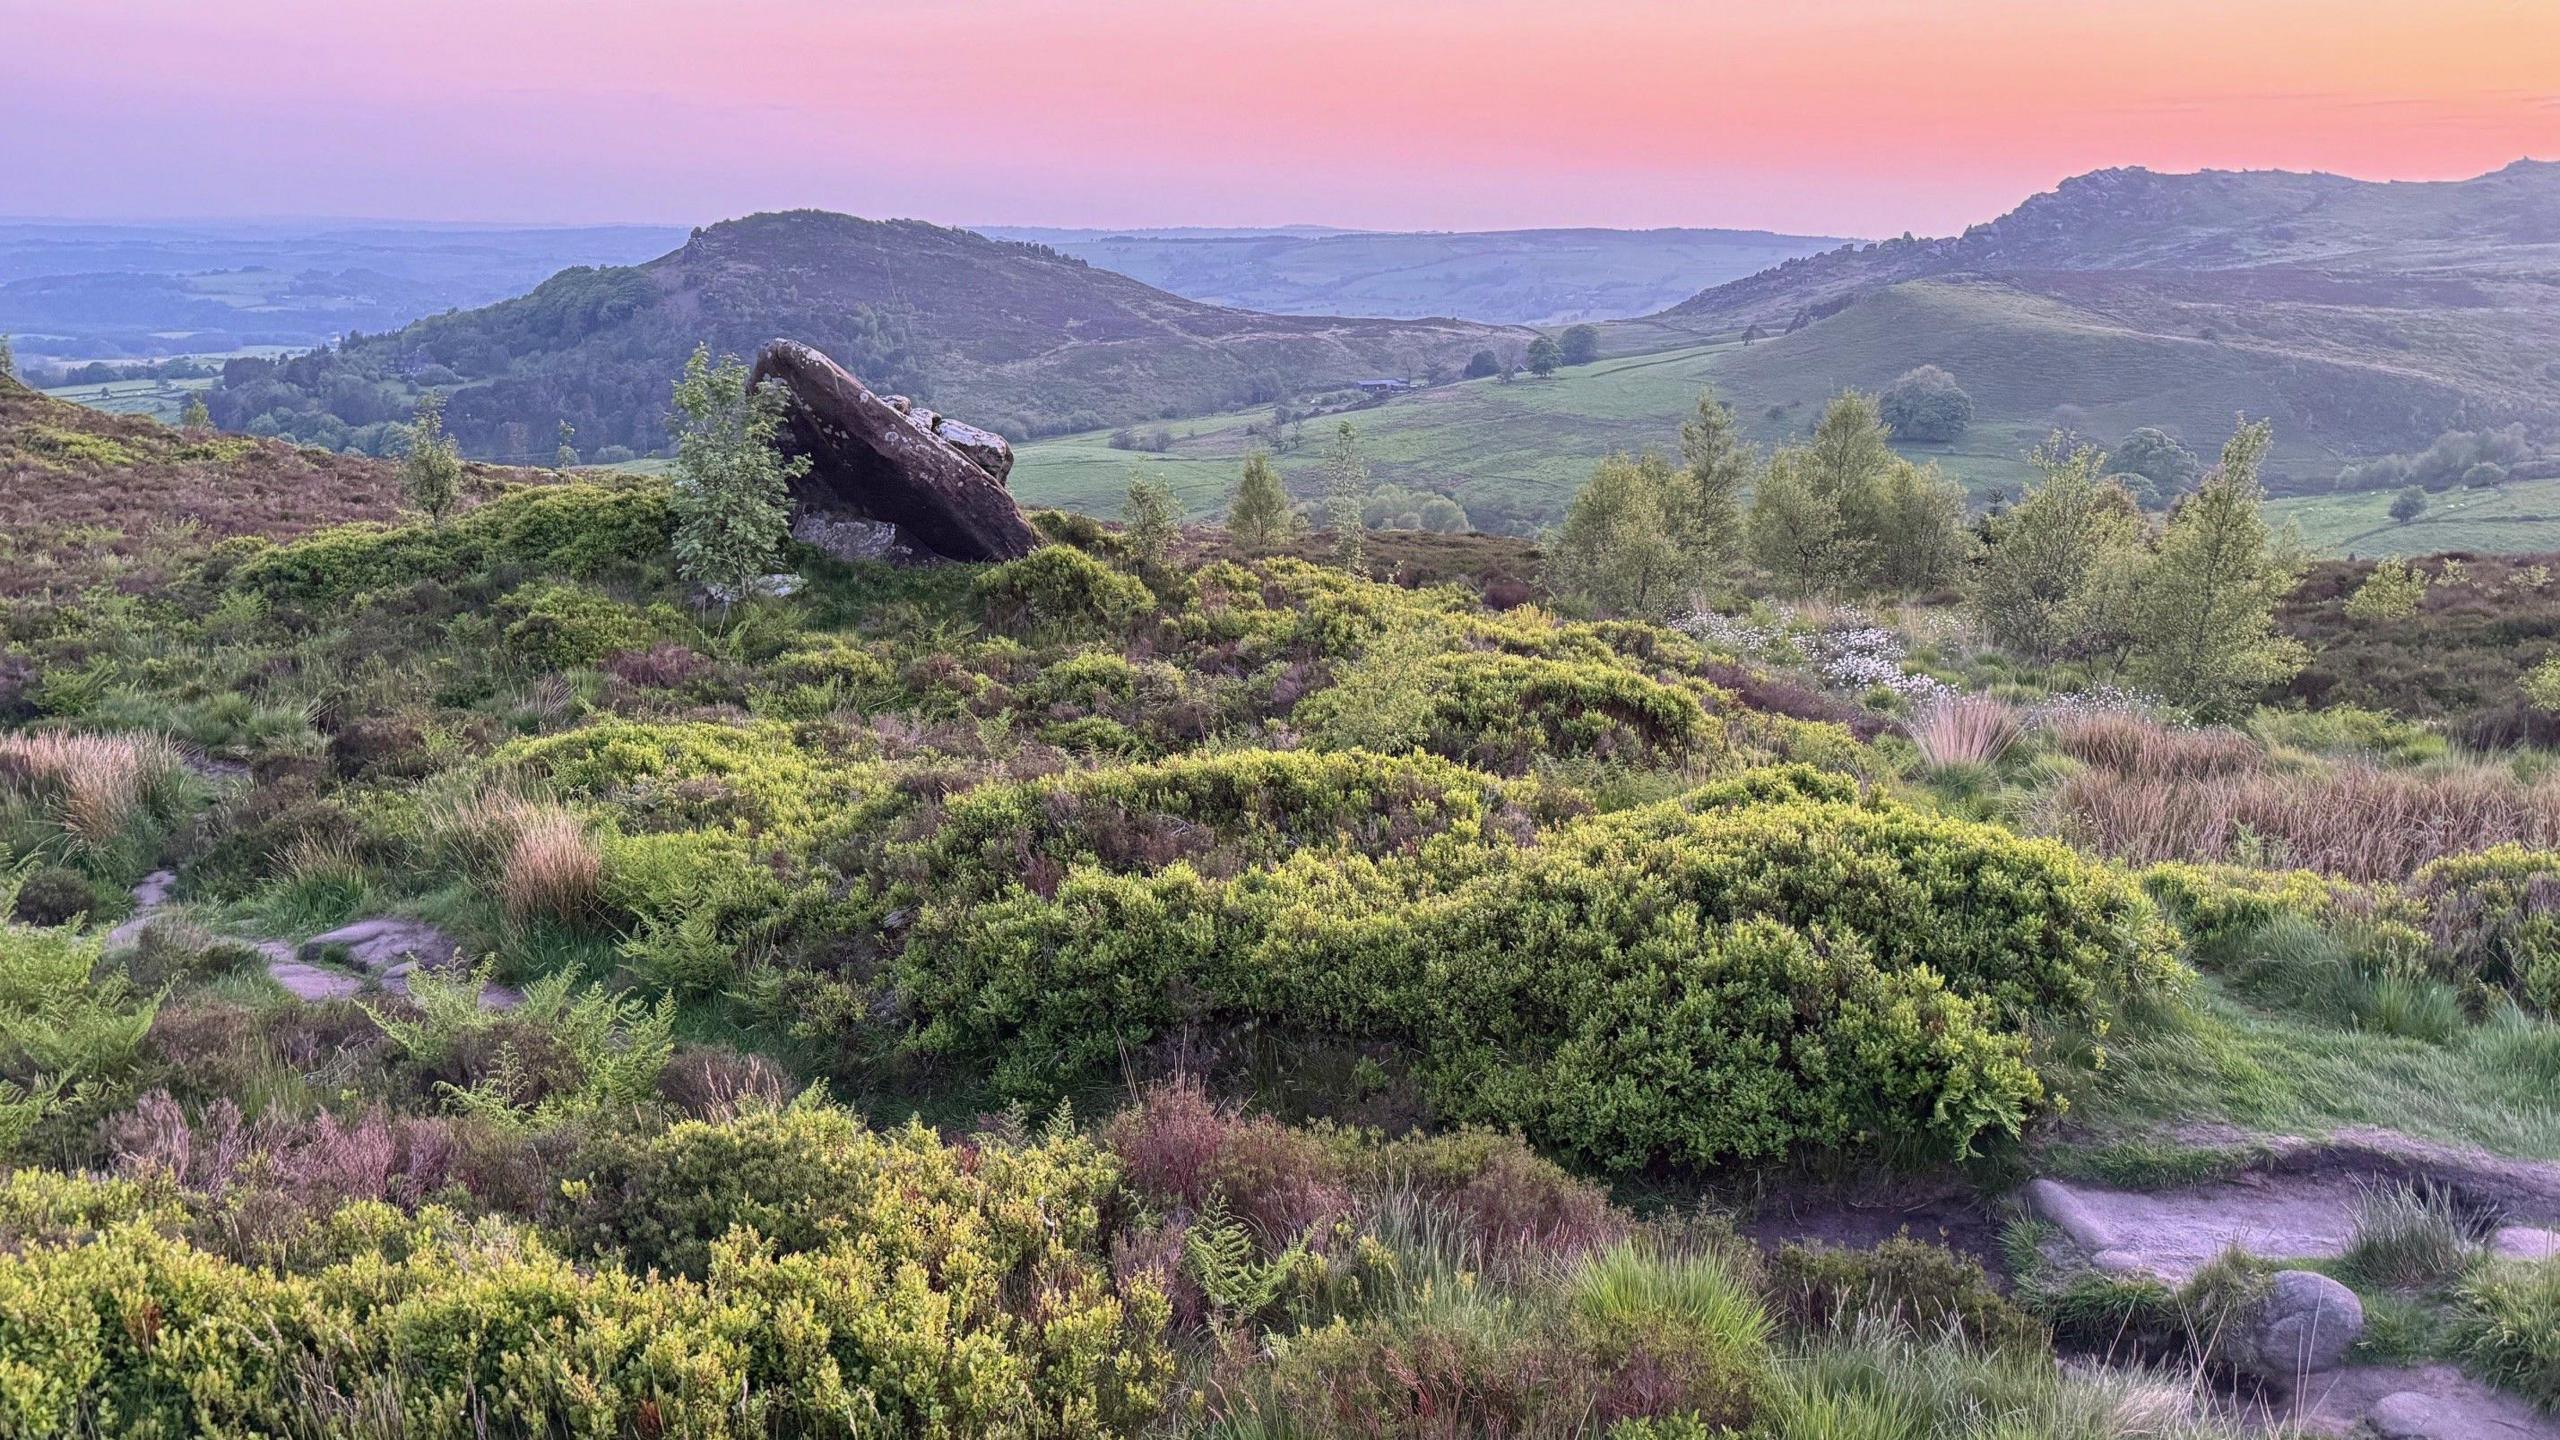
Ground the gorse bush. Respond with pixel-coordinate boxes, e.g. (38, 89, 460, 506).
(2412, 845, 2560, 1009)
(493, 579, 657, 668)
(899, 768, 2177, 1168)
(564, 1099, 1123, 1282)
(895, 748, 1562, 907)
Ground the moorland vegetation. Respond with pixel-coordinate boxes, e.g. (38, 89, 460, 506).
(2, 352, 2558, 1437)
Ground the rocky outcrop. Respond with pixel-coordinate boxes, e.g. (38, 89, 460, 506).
(748, 339, 1040, 563)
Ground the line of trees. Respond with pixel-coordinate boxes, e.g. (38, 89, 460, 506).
(1534, 382, 2304, 720)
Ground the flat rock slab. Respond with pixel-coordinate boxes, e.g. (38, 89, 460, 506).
(265, 961, 369, 1003)
(2025, 1175, 2365, 1283)
(2493, 1225, 2560, 1262)
(2291, 1364, 2560, 1439)
(300, 919, 462, 974)
(104, 870, 180, 950)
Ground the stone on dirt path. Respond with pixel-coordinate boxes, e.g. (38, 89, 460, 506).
(108, 873, 517, 1011)
(2227, 1269, 2363, 1382)
(2295, 1365, 2560, 1439)
(2024, 1174, 2365, 1283)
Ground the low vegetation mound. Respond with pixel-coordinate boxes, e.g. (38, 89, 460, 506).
(897, 768, 2178, 1169)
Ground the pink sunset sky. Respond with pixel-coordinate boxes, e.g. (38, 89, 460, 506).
(4, 0, 2555, 237)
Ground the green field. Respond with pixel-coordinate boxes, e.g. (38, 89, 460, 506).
(1011, 341, 2043, 532)
(41, 375, 217, 425)
(2271, 477, 2560, 558)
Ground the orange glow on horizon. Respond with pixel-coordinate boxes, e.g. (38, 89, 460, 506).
(2, 0, 2553, 234)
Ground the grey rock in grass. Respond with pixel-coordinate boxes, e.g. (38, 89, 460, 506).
(2229, 1269, 2363, 1382)
(299, 918, 462, 974)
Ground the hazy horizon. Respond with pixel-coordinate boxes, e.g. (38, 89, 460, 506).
(7, 0, 2553, 238)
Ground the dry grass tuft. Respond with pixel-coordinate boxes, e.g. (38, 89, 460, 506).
(0, 729, 183, 846)
(2050, 713, 2263, 781)
(500, 807, 600, 925)
(1910, 695, 2022, 769)
(2050, 758, 2560, 881)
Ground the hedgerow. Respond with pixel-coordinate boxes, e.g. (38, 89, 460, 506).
(897, 773, 2178, 1168)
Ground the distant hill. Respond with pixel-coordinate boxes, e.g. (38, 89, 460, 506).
(1633, 162, 2560, 479)
(0, 221, 686, 366)
(976, 226, 1849, 326)
(204, 211, 1523, 459)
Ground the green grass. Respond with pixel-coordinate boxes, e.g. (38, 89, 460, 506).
(2271, 476, 2560, 558)
(1011, 339, 2043, 535)
(42, 376, 216, 425)
(2079, 981, 2560, 1160)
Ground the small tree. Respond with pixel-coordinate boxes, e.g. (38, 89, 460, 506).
(1464, 349, 1500, 380)
(667, 344, 808, 614)
(2125, 420, 2307, 719)
(1525, 335, 1561, 378)
(1674, 387, 1751, 570)
(2464, 461, 2507, 489)
(1865, 459, 1972, 593)
(2343, 559, 2429, 621)
(1123, 471, 1179, 571)
(1321, 421, 1369, 572)
(1971, 438, 2145, 660)
(179, 394, 212, 435)
(1878, 364, 1972, 442)
(1545, 451, 1703, 618)
(2111, 427, 2200, 506)
(1746, 450, 1855, 596)
(1558, 325, 1601, 367)
(0, 334, 14, 381)
(400, 392, 464, 526)
(556, 420, 579, 471)
(1227, 449, 1297, 554)
(2523, 656, 2560, 716)
(2389, 486, 2428, 524)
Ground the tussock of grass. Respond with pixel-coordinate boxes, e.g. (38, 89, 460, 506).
(2340, 1181, 2490, 1288)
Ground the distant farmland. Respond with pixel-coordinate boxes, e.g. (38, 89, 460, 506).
(1010, 340, 2047, 535)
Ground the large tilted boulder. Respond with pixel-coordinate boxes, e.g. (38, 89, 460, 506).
(746, 339, 1040, 563)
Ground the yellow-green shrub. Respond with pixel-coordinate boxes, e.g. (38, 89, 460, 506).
(899, 774, 2177, 1168)
(0, 1135, 1171, 1438)
(494, 580, 658, 668)
(229, 482, 670, 604)
(974, 547, 1154, 635)
(1299, 649, 1717, 772)
(2414, 845, 2560, 1008)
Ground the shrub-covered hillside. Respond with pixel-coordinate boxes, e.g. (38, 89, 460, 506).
(6, 392, 2560, 1436)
